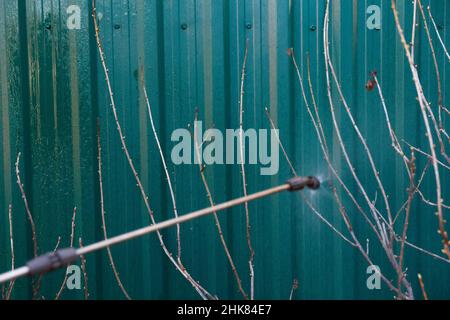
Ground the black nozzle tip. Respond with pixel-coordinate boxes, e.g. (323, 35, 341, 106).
(287, 176, 321, 192)
(307, 176, 321, 190)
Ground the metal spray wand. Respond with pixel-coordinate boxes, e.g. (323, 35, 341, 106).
(0, 176, 320, 284)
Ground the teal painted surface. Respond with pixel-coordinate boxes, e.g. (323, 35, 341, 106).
(0, 0, 449, 299)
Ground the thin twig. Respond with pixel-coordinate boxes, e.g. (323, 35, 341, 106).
(417, 274, 429, 300)
(194, 112, 249, 300)
(392, 0, 449, 259)
(15, 154, 38, 258)
(405, 241, 450, 264)
(289, 279, 299, 300)
(326, 27, 395, 245)
(78, 238, 89, 300)
(275, 56, 447, 281)
(238, 39, 255, 300)
(324, 28, 390, 248)
(411, 0, 418, 61)
(15, 153, 40, 298)
(97, 121, 131, 300)
(6, 205, 15, 300)
(428, 6, 450, 62)
(403, 141, 450, 171)
(265, 109, 355, 246)
(417, 0, 449, 162)
(142, 83, 182, 265)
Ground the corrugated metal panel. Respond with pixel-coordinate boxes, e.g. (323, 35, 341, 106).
(0, 0, 449, 299)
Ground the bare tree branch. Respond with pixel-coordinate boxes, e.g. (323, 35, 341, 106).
(238, 39, 255, 300)
(15, 153, 40, 298)
(417, 273, 429, 300)
(428, 6, 450, 62)
(92, 0, 214, 299)
(78, 238, 89, 300)
(55, 207, 77, 300)
(193, 112, 249, 300)
(289, 279, 298, 300)
(391, 0, 449, 259)
(142, 83, 182, 265)
(5, 205, 15, 300)
(97, 121, 131, 300)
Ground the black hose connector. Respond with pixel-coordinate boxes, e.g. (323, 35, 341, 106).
(287, 176, 321, 191)
(27, 248, 79, 276)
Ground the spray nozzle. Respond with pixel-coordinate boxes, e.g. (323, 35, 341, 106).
(287, 176, 321, 191)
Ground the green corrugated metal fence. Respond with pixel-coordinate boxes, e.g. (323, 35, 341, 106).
(0, 0, 449, 299)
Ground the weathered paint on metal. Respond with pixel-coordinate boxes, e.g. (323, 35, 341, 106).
(0, 0, 449, 299)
